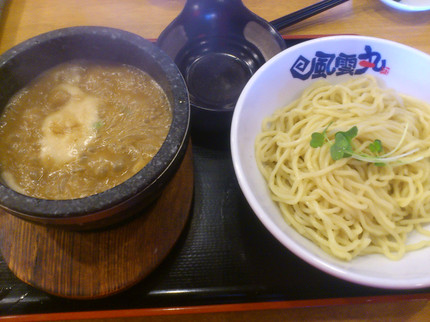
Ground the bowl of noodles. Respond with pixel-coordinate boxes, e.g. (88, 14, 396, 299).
(231, 35, 430, 289)
(0, 26, 190, 230)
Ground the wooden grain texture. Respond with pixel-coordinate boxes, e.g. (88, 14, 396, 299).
(0, 143, 193, 299)
(1, 0, 430, 55)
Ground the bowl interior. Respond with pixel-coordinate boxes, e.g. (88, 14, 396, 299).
(231, 35, 430, 289)
(157, 3, 286, 135)
(0, 26, 189, 221)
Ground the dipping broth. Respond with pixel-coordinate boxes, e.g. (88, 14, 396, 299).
(0, 61, 172, 199)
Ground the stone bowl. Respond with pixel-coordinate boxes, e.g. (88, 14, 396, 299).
(0, 26, 190, 230)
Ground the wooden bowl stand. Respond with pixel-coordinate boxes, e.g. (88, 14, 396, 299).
(0, 143, 193, 299)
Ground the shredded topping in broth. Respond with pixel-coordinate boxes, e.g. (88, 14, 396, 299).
(0, 61, 172, 200)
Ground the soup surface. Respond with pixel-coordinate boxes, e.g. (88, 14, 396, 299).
(0, 61, 172, 199)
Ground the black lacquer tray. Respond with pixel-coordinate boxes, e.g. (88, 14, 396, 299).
(1, 38, 430, 316)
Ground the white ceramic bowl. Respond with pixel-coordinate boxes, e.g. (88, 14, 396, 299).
(231, 35, 430, 289)
(380, 0, 430, 12)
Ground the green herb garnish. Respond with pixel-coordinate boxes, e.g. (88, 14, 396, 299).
(368, 139, 383, 154)
(310, 122, 332, 148)
(310, 123, 421, 165)
(93, 120, 104, 130)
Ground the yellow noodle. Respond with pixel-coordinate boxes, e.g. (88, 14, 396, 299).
(255, 75, 430, 261)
